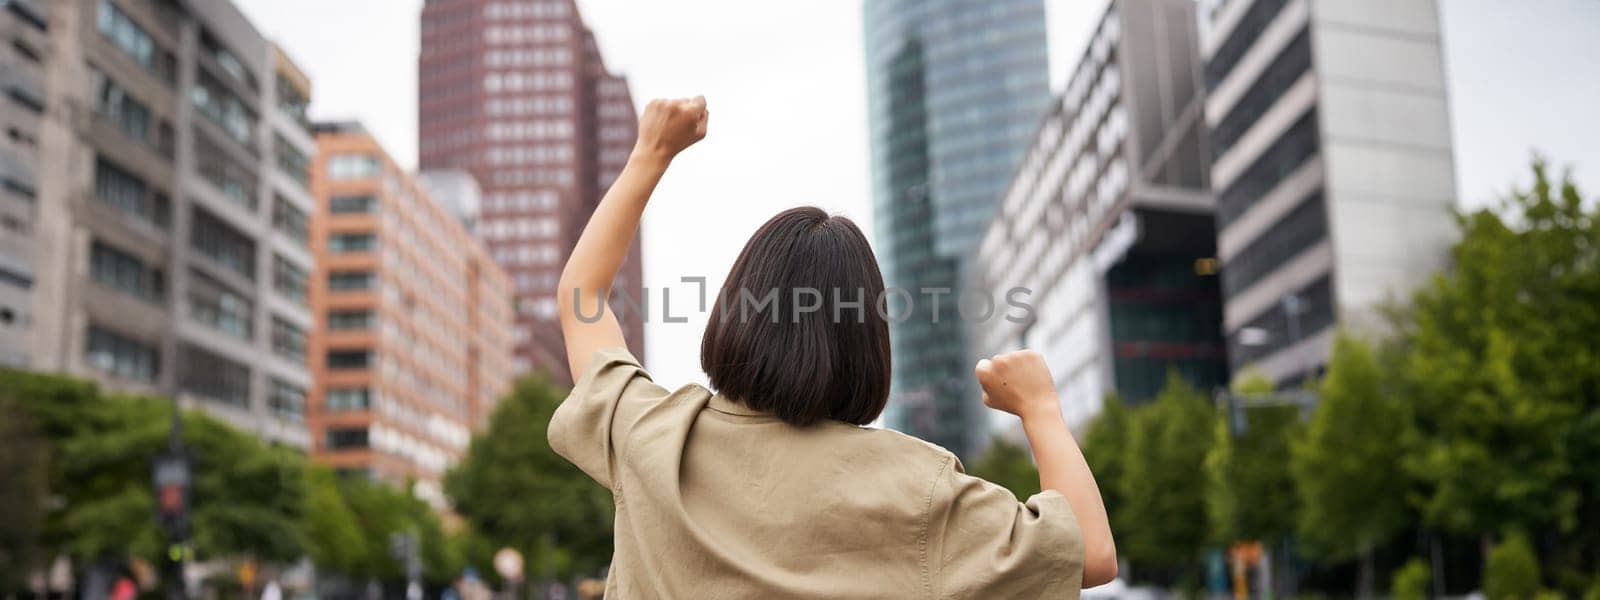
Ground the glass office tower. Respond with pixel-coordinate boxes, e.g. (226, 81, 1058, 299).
(863, 0, 1049, 458)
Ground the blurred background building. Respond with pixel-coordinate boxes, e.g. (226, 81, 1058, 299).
(863, 0, 1051, 458)
(1199, 0, 1457, 383)
(418, 0, 643, 383)
(19, 0, 319, 448)
(308, 121, 515, 506)
(0, 0, 47, 369)
(975, 0, 1226, 432)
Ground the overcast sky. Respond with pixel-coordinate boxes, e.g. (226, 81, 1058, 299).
(239, 0, 1600, 387)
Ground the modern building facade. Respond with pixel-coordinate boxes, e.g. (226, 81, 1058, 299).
(863, 0, 1051, 458)
(0, 0, 48, 368)
(308, 122, 515, 504)
(23, 0, 318, 448)
(1200, 0, 1457, 383)
(418, 0, 643, 383)
(976, 0, 1226, 431)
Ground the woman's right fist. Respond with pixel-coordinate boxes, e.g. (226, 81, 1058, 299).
(975, 350, 1060, 421)
(633, 96, 708, 164)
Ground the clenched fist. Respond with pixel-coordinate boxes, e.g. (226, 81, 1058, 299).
(634, 96, 708, 165)
(975, 350, 1060, 421)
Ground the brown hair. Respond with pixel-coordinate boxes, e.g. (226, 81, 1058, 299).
(700, 207, 891, 426)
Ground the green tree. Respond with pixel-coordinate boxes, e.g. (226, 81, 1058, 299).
(967, 438, 1039, 499)
(1205, 369, 1298, 547)
(445, 374, 614, 580)
(1484, 533, 1541, 600)
(1081, 393, 1129, 534)
(0, 382, 50, 591)
(1291, 334, 1411, 597)
(1399, 159, 1599, 572)
(300, 466, 368, 574)
(0, 370, 311, 573)
(1390, 558, 1431, 600)
(1118, 374, 1216, 578)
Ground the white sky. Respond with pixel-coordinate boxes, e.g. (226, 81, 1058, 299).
(239, 0, 1600, 387)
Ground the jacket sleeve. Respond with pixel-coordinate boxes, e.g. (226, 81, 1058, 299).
(547, 346, 670, 490)
(925, 455, 1085, 598)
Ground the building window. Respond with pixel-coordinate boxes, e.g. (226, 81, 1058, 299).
(270, 316, 306, 362)
(1205, 0, 1290, 90)
(276, 72, 311, 131)
(272, 255, 309, 305)
(190, 208, 256, 280)
(85, 324, 158, 382)
(188, 270, 254, 340)
(1222, 191, 1328, 297)
(326, 349, 372, 370)
(268, 378, 305, 422)
(325, 387, 371, 411)
(179, 343, 251, 407)
(194, 131, 260, 208)
(96, 0, 176, 83)
(327, 233, 376, 253)
(1211, 28, 1312, 161)
(327, 270, 375, 291)
(327, 309, 374, 330)
(328, 194, 378, 214)
(90, 240, 164, 303)
(191, 69, 258, 149)
(324, 427, 369, 450)
(326, 154, 382, 180)
(93, 69, 153, 146)
(1216, 110, 1319, 227)
(201, 30, 255, 92)
(272, 196, 308, 245)
(274, 134, 310, 188)
(94, 157, 169, 229)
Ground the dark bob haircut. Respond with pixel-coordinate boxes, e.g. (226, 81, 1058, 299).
(700, 206, 891, 426)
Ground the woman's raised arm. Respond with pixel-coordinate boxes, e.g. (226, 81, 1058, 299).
(558, 96, 708, 382)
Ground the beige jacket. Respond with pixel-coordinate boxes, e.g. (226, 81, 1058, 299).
(549, 347, 1085, 599)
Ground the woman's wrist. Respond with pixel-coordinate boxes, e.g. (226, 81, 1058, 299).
(628, 147, 674, 172)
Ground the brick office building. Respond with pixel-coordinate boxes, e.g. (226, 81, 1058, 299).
(419, 0, 643, 382)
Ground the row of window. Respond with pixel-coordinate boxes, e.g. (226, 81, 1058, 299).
(97, 0, 177, 84)
(1221, 190, 1327, 298)
(194, 129, 260, 209)
(1216, 109, 1319, 227)
(190, 207, 255, 280)
(94, 157, 170, 229)
(1211, 27, 1312, 162)
(1205, 0, 1289, 90)
(84, 323, 306, 421)
(92, 67, 174, 158)
(192, 68, 258, 150)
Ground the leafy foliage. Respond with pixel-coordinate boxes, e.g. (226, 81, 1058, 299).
(1205, 369, 1298, 545)
(1390, 558, 1431, 600)
(1483, 533, 1540, 600)
(445, 374, 614, 579)
(1400, 160, 1598, 539)
(1290, 334, 1410, 562)
(1117, 373, 1216, 570)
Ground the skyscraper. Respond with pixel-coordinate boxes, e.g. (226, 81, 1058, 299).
(419, 0, 643, 383)
(863, 0, 1051, 457)
(1200, 0, 1457, 382)
(308, 121, 514, 505)
(975, 0, 1225, 431)
(22, 0, 318, 447)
